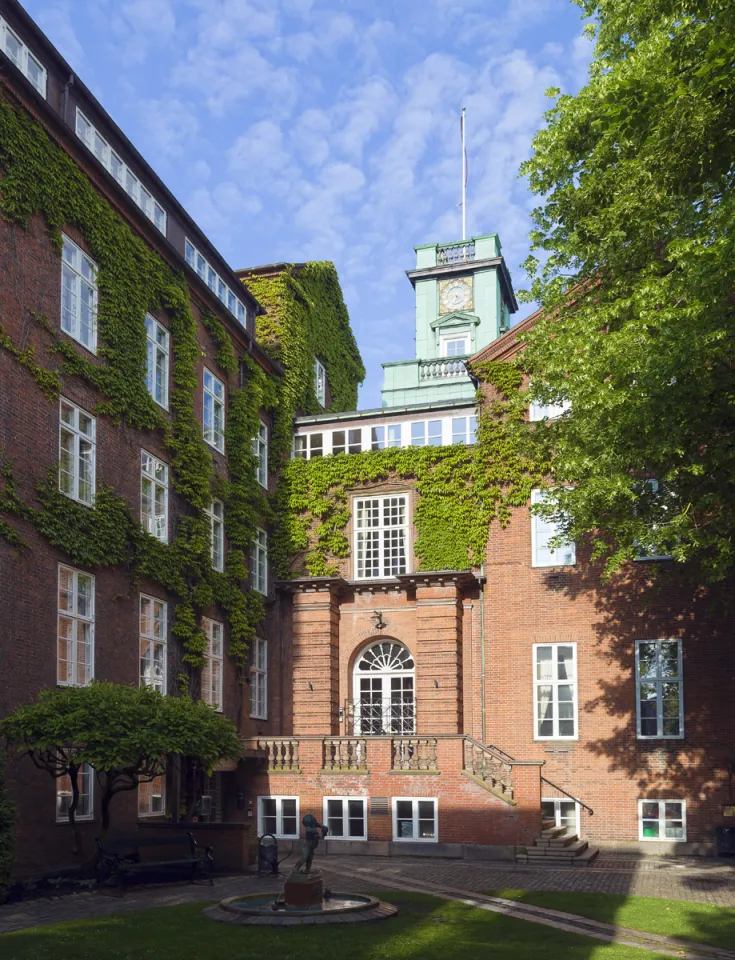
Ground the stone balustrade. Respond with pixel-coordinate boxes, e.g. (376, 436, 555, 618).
(322, 737, 368, 771)
(437, 241, 475, 264)
(419, 358, 469, 380)
(392, 737, 438, 771)
(463, 738, 514, 800)
(256, 738, 300, 772)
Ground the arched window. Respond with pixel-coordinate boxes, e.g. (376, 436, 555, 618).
(353, 641, 415, 735)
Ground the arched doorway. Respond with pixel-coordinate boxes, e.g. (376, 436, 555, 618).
(352, 640, 415, 735)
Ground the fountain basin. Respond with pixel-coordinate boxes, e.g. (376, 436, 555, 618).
(204, 891, 398, 926)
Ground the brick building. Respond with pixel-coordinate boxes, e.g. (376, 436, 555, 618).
(1, 0, 733, 881)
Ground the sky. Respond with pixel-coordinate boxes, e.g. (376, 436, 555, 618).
(22, 0, 594, 409)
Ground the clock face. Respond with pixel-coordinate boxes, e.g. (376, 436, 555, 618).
(439, 277, 473, 314)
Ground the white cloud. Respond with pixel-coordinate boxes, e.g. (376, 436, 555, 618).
(110, 0, 176, 65)
(227, 120, 289, 176)
(138, 97, 199, 158)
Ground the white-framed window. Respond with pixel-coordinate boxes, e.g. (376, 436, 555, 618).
(57, 565, 94, 686)
(314, 359, 326, 406)
(636, 639, 683, 739)
(253, 420, 268, 488)
(0, 16, 47, 96)
(638, 799, 686, 841)
(531, 488, 575, 567)
(203, 368, 225, 453)
(75, 108, 166, 234)
(392, 797, 437, 842)
(139, 595, 166, 694)
(258, 796, 299, 838)
(185, 239, 247, 325)
(59, 399, 96, 505)
(371, 424, 402, 450)
(332, 428, 362, 455)
(534, 643, 577, 740)
(61, 234, 98, 353)
(410, 420, 442, 447)
(440, 332, 470, 357)
(144, 315, 169, 409)
(206, 499, 225, 572)
(354, 495, 408, 580)
(138, 774, 166, 818)
(251, 527, 268, 595)
(250, 637, 267, 720)
(141, 451, 168, 543)
(451, 416, 477, 445)
(530, 399, 571, 421)
(56, 763, 94, 822)
(324, 797, 367, 840)
(201, 618, 223, 711)
(293, 435, 307, 459)
(541, 798, 579, 835)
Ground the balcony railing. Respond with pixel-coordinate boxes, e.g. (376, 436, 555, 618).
(344, 697, 416, 736)
(256, 738, 300, 772)
(463, 737, 514, 801)
(419, 358, 469, 381)
(392, 737, 438, 771)
(437, 241, 475, 264)
(323, 737, 367, 771)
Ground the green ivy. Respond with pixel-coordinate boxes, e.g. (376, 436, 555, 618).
(0, 98, 268, 678)
(275, 361, 548, 577)
(0, 753, 14, 905)
(242, 262, 365, 463)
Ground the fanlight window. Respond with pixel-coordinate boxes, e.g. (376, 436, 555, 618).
(357, 642, 414, 673)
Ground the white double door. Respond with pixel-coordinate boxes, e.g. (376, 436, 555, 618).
(356, 673, 415, 735)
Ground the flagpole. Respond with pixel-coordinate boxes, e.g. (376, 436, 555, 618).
(461, 106, 467, 241)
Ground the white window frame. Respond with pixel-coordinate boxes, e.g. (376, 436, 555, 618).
(392, 797, 438, 843)
(257, 796, 299, 839)
(533, 643, 578, 741)
(633, 479, 674, 561)
(251, 527, 268, 595)
(138, 774, 166, 818)
(144, 314, 169, 410)
(139, 594, 167, 694)
(75, 108, 166, 234)
(201, 618, 224, 712)
(59, 399, 96, 506)
(530, 399, 571, 421)
(184, 239, 246, 324)
(323, 796, 367, 841)
(314, 358, 326, 406)
(56, 762, 94, 822)
(440, 331, 470, 357)
(638, 799, 686, 842)
(354, 494, 409, 580)
(0, 16, 47, 96)
(541, 797, 580, 835)
(451, 415, 477, 446)
(203, 368, 225, 453)
(141, 450, 169, 543)
(531, 488, 576, 567)
(250, 637, 267, 720)
(635, 639, 684, 739)
(410, 419, 443, 447)
(206, 499, 225, 572)
(61, 234, 98, 354)
(253, 420, 268, 488)
(57, 565, 95, 687)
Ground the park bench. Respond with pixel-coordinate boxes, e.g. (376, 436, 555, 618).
(96, 831, 214, 890)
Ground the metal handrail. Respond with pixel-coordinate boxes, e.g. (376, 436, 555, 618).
(541, 776, 594, 816)
(344, 697, 416, 736)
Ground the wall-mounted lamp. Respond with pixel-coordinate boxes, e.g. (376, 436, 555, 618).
(308, 681, 314, 691)
(434, 679, 440, 689)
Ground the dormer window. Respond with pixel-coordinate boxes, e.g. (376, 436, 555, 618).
(314, 358, 326, 407)
(440, 332, 469, 357)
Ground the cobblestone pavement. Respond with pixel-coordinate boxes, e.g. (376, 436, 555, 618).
(0, 854, 733, 935)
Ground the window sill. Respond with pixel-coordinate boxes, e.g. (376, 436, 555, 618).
(637, 735, 685, 741)
(392, 837, 438, 843)
(59, 490, 95, 508)
(56, 816, 94, 824)
(535, 737, 579, 743)
(250, 714, 268, 721)
(531, 562, 576, 569)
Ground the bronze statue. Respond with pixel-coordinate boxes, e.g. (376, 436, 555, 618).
(294, 813, 328, 873)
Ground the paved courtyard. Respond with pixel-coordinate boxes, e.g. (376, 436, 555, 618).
(0, 853, 733, 934)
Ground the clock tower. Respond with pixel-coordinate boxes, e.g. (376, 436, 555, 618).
(381, 232, 518, 407)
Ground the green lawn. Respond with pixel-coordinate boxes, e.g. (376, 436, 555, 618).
(486, 890, 735, 951)
(0, 891, 672, 960)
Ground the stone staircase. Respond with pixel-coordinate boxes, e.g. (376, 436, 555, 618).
(516, 819, 600, 867)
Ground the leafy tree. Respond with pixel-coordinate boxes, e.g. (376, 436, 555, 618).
(0, 683, 241, 845)
(520, 0, 735, 581)
(0, 754, 14, 903)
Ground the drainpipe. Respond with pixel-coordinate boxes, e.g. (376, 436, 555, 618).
(479, 562, 487, 744)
